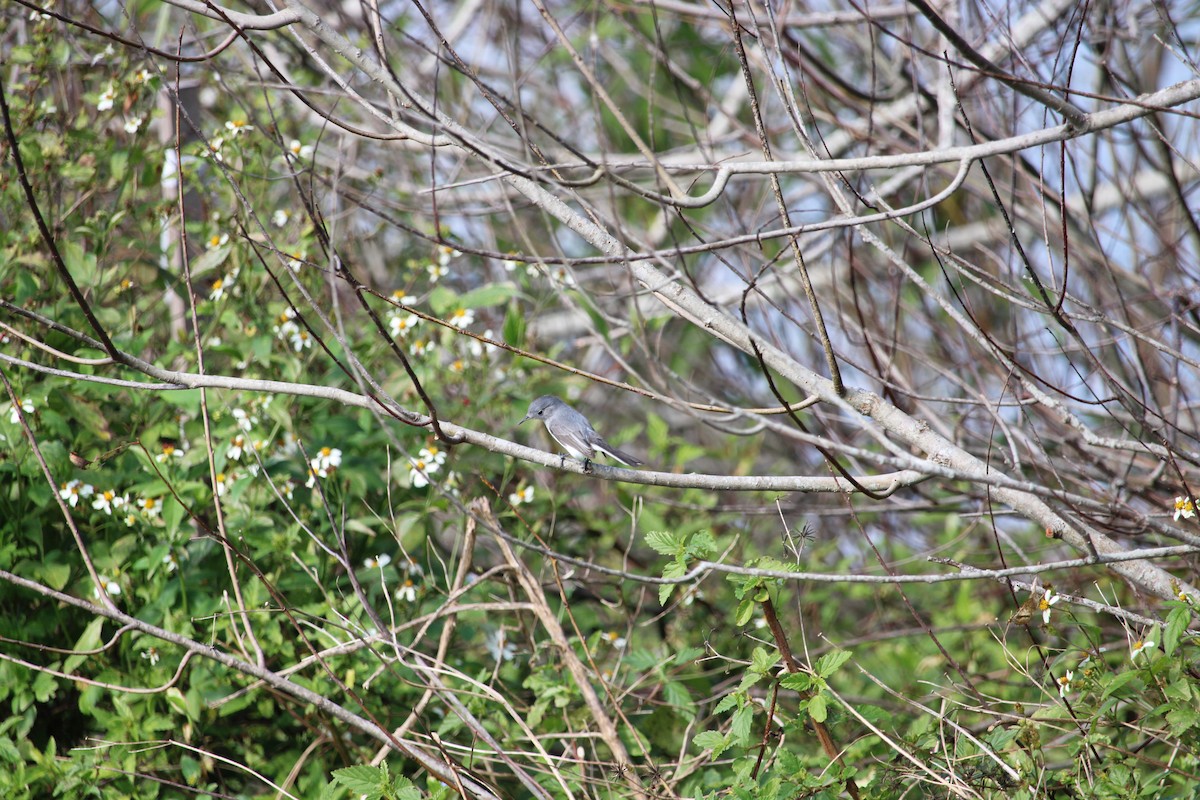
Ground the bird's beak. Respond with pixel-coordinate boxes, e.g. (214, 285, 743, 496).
(518, 413, 533, 425)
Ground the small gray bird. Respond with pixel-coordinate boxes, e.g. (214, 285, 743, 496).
(519, 395, 643, 468)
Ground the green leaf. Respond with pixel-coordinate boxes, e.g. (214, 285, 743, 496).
(673, 646, 704, 665)
(455, 283, 517, 309)
(332, 765, 387, 796)
(692, 730, 729, 759)
(808, 693, 828, 723)
(644, 530, 682, 556)
(658, 559, 687, 606)
(1164, 606, 1189, 657)
(751, 647, 779, 674)
(427, 286, 456, 315)
(815, 649, 852, 679)
(64, 617, 105, 675)
(713, 691, 741, 715)
(734, 597, 756, 627)
(1101, 670, 1144, 700)
(780, 673, 813, 693)
(730, 704, 754, 745)
(502, 303, 526, 349)
(686, 530, 716, 559)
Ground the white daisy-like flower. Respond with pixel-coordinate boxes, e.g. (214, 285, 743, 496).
(408, 455, 439, 488)
(271, 209, 291, 228)
(94, 574, 122, 598)
(448, 308, 474, 329)
(409, 338, 434, 358)
(96, 83, 117, 112)
(133, 68, 153, 84)
(155, 443, 185, 463)
(214, 472, 233, 497)
(397, 578, 417, 603)
(92, 490, 126, 516)
(1057, 670, 1073, 697)
(388, 312, 420, 339)
(1039, 588, 1060, 624)
(227, 434, 246, 461)
(419, 446, 446, 467)
(141, 647, 160, 665)
(1173, 496, 1195, 521)
(59, 479, 95, 507)
(231, 408, 257, 433)
(364, 554, 392, 570)
(437, 245, 461, 266)
(601, 631, 627, 649)
(391, 288, 414, 306)
(1130, 638, 1156, 661)
(224, 119, 253, 137)
(9, 397, 35, 425)
(140, 497, 162, 517)
(162, 552, 179, 573)
(486, 628, 516, 662)
(508, 485, 534, 506)
(287, 139, 313, 160)
(123, 116, 143, 134)
(427, 263, 449, 282)
(206, 232, 229, 250)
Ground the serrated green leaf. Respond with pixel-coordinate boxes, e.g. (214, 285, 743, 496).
(644, 530, 682, 556)
(692, 730, 729, 759)
(751, 646, 779, 674)
(686, 530, 716, 559)
(332, 765, 386, 795)
(713, 692, 741, 715)
(1164, 606, 1189, 657)
(659, 559, 687, 606)
(780, 673, 813, 693)
(815, 649, 852, 679)
(808, 693, 828, 723)
(673, 646, 704, 665)
(730, 704, 754, 745)
(734, 598, 755, 627)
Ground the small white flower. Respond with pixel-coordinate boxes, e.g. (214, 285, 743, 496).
(419, 446, 446, 467)
(92, 490, 126, 516)
(1173, 496, 1195, 521)
(501, 254, 520, 272)
(397, 578, 417, 603)
(508, 486, 534, 506)
(1130, 638, 1156, 661)
(224, 119, 253, 137)
(437, 245, 461, 266)
(231, 408, 257, 433)
(409, 338, 433, 358)
(286, 253, 305, 271)
(141, 647, 160, 665)
(94, 574, 122, 598)
(227, 434, 246, 461)
(448, 308, 474, 329)
(391, 288, 414, 306)
(155, 443, 185, 463)
(364, 554, 392, 570)
(388, 312, 420, 338)
(287, 139, 313, 160)
(1039, 588, 1060, 625)
(289, 328, 312, 352)
(486, 628, 517, 662)
(272, 209, 291, 228)
(9, 397, 34, 425)
(162, 552, 179, 573)
(133, 68, 153, 84)
(123, 116, 143, 134)
(408, 455, 438, 488)
(140, 497, 162, 517)
(1057, 670, 1073, 697)
(206, 135, 225, 162)
(59, 480, 95, 507)
(313, 447, 342, 473)
(209, 274, 234, 302)
(547, 266, 576, 288)
(206, 232, 229, 250)
(214, 472, 233, 497)
(601, 631, 626, 649)
(96, 84, 117, 112)
(427, 263, 449, 282)
(404, 557, 423, 576)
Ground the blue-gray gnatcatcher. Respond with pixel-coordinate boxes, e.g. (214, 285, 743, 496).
(519, 395, 643, 468)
